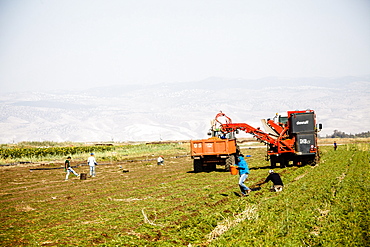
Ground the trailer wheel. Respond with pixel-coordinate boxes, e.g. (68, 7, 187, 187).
(206, 163, 217, 172)
(225, 155, 235, 172)
(193, 159, 203, 173)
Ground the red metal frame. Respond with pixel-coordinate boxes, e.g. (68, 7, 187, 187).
(220, 122, 295, 155)
(212, 110, 317, 156)
(219, 111, 317, 155)
(214, 111, 232, 125)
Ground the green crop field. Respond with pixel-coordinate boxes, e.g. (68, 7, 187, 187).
(0, 141, 368, 246)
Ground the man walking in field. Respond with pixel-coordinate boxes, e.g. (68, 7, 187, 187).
(87, 153, 98, 177)
(235, 154, 252, 197)
(258, 170, 284, 192)
(65, 156, 79, 181)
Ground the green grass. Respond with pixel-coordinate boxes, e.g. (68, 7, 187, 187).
(0, 143, 368, 246)
(211, 144, 370, 246)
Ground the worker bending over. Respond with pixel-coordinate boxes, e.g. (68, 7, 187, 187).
(259, 170, 284, 192)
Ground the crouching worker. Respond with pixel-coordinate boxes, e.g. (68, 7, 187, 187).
(65, 156, 79, 181)
(157, 155, 164, 165)
(235, 154, 252, 197)
(259, 170, 284, 192)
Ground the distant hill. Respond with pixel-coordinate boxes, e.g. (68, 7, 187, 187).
(0, 76, 369, 143)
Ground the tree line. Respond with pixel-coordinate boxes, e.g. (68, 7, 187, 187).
(325, 130, 370, 138)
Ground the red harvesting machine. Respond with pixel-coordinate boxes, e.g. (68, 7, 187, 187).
(190, 110, 322, 172)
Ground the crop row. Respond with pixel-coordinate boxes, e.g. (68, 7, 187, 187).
(0, 145, 115, 159)
(211, 144, 369, 246)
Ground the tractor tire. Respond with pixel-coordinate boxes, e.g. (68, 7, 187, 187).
(301, 158, 308, 166)
(225, 155, 235, 172)
(308, 157, 316, 166)
(293, 159, 300, 166)
(314, 147, 320, 165)
(270, 156, 277, 168)
(280, 157, 288, 168)
(193, 159, 203, 173)
(300, 157, 315, 166)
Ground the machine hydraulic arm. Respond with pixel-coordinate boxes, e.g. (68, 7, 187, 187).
(215, 112, 295, 154)
(220, 122, 295, 154)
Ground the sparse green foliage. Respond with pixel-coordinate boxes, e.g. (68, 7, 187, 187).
(0, 145, 114, 159)
(0, 142, 188, 164)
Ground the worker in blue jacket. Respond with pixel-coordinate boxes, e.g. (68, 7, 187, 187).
(235, 154, 252, 196)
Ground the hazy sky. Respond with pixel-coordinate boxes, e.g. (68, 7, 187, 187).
(1, 0, 369, 93)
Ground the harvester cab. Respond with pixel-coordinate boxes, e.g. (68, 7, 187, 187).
(273, 112, 288, 125)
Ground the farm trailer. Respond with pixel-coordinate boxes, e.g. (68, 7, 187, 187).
(190, 138, 238, 172)
(190, 110, 322, 172)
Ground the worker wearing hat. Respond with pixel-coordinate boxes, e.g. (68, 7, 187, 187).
(258, 170, 284, 192)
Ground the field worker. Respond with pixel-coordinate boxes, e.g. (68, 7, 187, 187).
(235, 154, 252, 197)
(157, 155, 164, 165)
(259, 170, 284, 192)
(65, 156, 79, 181)
(87, 153, 98, 177)
(333, 141, 337, 151)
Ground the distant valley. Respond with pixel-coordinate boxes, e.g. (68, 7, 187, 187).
(0, 76, 369, 143)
